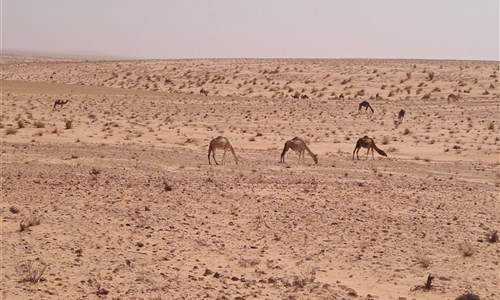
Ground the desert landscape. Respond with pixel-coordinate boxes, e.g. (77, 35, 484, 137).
(1, 56, 499, 299)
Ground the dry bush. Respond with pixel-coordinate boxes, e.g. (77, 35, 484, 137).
(19, 213, 42, 232)
(65, 119, 73, 129)
(416, 256, 432, 268)
(455, 293, 480, 300)
(403, 128, 411, 135)
(427, 72, 435, 81)
(459, 241, 474, 257)
(17, 119, 26, 128)
(34, 120, 45, 128)
(381, 136, 389, 145)
(5, 127, 18, 135)
(16, 260, 48, 284)
(487, 122, 495, 130)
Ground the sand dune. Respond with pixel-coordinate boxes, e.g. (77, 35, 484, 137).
(1, 57, 499, 299)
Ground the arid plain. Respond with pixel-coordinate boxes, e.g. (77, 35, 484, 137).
(1, 57, 499, 299)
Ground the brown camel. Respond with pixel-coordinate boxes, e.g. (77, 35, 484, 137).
(398, 109, 405, 123)
(359, 101, 374, 113)
(208, 136, 238, 165)
(353, 136, 387, 160)
(280, 137, 318, 164)
(200, 88, 208, 96)
(52, 99, 69, 110)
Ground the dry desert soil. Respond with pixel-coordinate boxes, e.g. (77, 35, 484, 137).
(1, 56, 499, 300)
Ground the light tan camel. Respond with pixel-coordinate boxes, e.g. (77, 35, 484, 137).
(398, 109, 405, 123)
(359, 101, 374, 113)
(448, 94, 458, 102)
(208, 136, 238, 165)
(52, 99, 69, 110)
(280, 137, 318, 164)
(353, 136, 387, 160)
(200, 88, 208, 96)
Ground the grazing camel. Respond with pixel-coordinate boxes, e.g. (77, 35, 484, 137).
(52, 99, 69, 110)
(398, 109, 405, 123)
(208, 136, 238, 165)
(338, 93, 345, 100)
(300, 94, 309, 100)
(358, 101, 374, 113)
(447, 94, 458, 102)
(280, 137, 318, 164)
(353, 136, 387, 160)
(200, 88, 208, 96)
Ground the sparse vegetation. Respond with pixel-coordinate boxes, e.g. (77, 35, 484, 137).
(34, 120, 45, 128)
(5, 127, 18, 135)
(19, 213, 42, 232)
(16, 260, 48, 284)
(65, 119, 73, 129)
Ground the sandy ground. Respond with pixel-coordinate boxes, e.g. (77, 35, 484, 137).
(1, 57, 499, 300)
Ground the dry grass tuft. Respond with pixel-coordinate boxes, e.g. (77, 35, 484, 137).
(459, 241, 474, 257)
(16, 260, 48, 284)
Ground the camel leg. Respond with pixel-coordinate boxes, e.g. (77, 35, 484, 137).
(222, 149, 227, 165)
(212, 150, 218, 165)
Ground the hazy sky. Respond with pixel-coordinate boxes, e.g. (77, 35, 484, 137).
(3, 0, 499, 60)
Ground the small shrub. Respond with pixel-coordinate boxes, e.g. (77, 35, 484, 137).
(17, 119, 26, 128)
(416, 256, 432, 268)
(381, 136, 389, 145)
(403, 128, 411, 135)
(5, 127, 18, 135)
(455, 293, 480, 300)
(427, 72, 435, 81)
(19, 213, 42, 232)
(16, 260, 48, 284)
(65, 119, 73, 129)
(487, 122, 495, 130)
(34, 120, 45, 128)
(459, 241, 474, 257)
